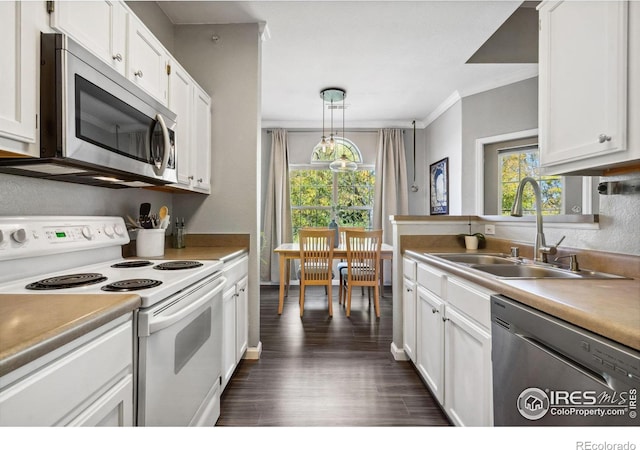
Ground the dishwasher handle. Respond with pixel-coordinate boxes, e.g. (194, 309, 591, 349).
(517, 333, 612, 389)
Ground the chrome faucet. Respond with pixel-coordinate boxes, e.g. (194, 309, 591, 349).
(510, 177, 565, 263)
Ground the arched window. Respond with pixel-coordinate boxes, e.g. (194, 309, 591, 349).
(289, 137, 374, 241)
(310, 137, 363, 164)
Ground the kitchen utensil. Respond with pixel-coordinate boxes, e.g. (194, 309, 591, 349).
(139, 203, 152, 229)
(159, 206, 168, 221)
(126, 215, 141, 229)
(160, 215, 170, 230)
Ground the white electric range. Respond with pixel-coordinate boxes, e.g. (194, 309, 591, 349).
(0, 216, 226, 426)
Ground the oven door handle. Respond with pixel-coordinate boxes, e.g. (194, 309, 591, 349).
(145, 276, 227, 335)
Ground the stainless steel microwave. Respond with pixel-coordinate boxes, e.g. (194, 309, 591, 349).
(0, 33, 177, 188)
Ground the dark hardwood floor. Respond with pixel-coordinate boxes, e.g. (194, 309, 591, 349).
(217, 285, 450, 426)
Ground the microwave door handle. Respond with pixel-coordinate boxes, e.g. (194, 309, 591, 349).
(154, 113, 171, 176)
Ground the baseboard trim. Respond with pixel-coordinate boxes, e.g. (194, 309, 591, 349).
(243, 341, 263, 360)
(390, 342, 409, 361)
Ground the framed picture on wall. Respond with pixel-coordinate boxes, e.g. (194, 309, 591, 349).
(429, 157, 449, 215)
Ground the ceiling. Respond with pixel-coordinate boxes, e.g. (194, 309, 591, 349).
(157, 1, 538, 129)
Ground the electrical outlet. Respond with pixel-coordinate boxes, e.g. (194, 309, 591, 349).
(485, 224, 495, 235)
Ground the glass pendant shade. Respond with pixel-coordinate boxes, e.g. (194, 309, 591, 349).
(329, 155, 357, 173)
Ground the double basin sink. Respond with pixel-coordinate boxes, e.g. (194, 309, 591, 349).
(430, 253, 627, 280)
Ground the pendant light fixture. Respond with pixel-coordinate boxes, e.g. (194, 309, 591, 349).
(318, 90, 329, 153)
(318, 88, 356, 173)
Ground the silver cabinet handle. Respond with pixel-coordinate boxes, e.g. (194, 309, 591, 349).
(598, 134, 612, 143)
(188, 175, 194, 180)
(112, 53, 123, 62)
(431, 307, 439, 314)
(442, 316, 449, 322)
(197, 178, 203, 183)
(406, 287, 412, 293)
(134, 70, 144, 78)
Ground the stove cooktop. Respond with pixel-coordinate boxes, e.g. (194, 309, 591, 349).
(0, 258, 223, 308)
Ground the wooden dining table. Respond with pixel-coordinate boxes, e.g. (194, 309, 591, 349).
(274, 242, 394, 314)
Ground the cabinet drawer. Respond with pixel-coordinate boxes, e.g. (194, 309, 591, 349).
(417, 263, 445, 297)
(0, 318, 133, 426)
(223, 254, 248, 287)
(403, 257, 417, 281)
(446, 277, 493, 329)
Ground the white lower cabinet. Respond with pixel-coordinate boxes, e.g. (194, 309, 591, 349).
(222, 284, 237, 389)
(443, 306, 492, 426)
(416, 286, 445, 405)
(0, 314, 134, 426)
(221, 254, 249, 390)
(407, 259, 494, 426)
(402, 277, 417, 362)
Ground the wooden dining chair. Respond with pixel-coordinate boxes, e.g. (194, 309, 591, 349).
(342, 229, 383, 318)
(297, 228, 336, 317)
(337, 226, 364, 305)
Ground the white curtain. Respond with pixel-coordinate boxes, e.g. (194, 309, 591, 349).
(261, 129, 293, 282)
(373, 129, 409, 244)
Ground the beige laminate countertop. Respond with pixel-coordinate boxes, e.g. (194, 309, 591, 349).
(0, 246, 247, 378)
(405, 248, 640, 351)
(161, 246, 247, 262)
(0, 294, 140, 377)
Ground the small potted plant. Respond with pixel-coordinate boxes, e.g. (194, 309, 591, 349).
(457, 222, 485, 250)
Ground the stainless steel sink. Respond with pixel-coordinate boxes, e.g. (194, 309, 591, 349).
(433, 253, 516, 265)
(468, 264, 627, 280)
(429, 253, 628, 279)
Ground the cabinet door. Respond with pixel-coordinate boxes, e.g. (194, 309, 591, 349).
(49, 0, 127, 75)
(236, 276, 249, 362)
(168, 61, 194, 187)
(539, 0, 628, 172)
(444, 307, 492, 427)
(416, 286, 445, 405)
(66, 375, 133, 426)
(192, 84, 212, 193)
(0, 1, 37, 152)
(127, 15, 168, 104)
(221, 286, 236, 390)
(402, 278, 417, 362)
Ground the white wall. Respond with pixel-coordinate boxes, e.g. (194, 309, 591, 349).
(0, 173, 173, 220)
(461, 77, 538, 214)
(172, 23, 262, 348)
(424, 101, 463, 215)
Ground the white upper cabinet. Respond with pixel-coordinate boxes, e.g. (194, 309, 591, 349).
(168, 61, 194, 186)
(0, 1, 38, 156)
(168, 58, 211, 194)
(192, 84, 212, 193)
(538, 0, 640, 174)
(49, 0, 127, 75)
(127, 15, 169, 105)
(51, 1, 169, 106)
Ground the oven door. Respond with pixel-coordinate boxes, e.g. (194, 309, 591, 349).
(137, 274, 225, 426)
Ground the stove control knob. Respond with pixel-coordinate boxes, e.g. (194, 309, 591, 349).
(12, 228, 28, 244)
(104, 225, 114, 237)
(82, 226, 94, 240)
(113, 224, 125, 236)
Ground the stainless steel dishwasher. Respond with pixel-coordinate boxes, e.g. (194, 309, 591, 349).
(491, 295, 639, 426)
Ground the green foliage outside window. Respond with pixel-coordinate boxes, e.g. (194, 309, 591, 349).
(290, 168, 375, 242)
(499, 149, 562, 215)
